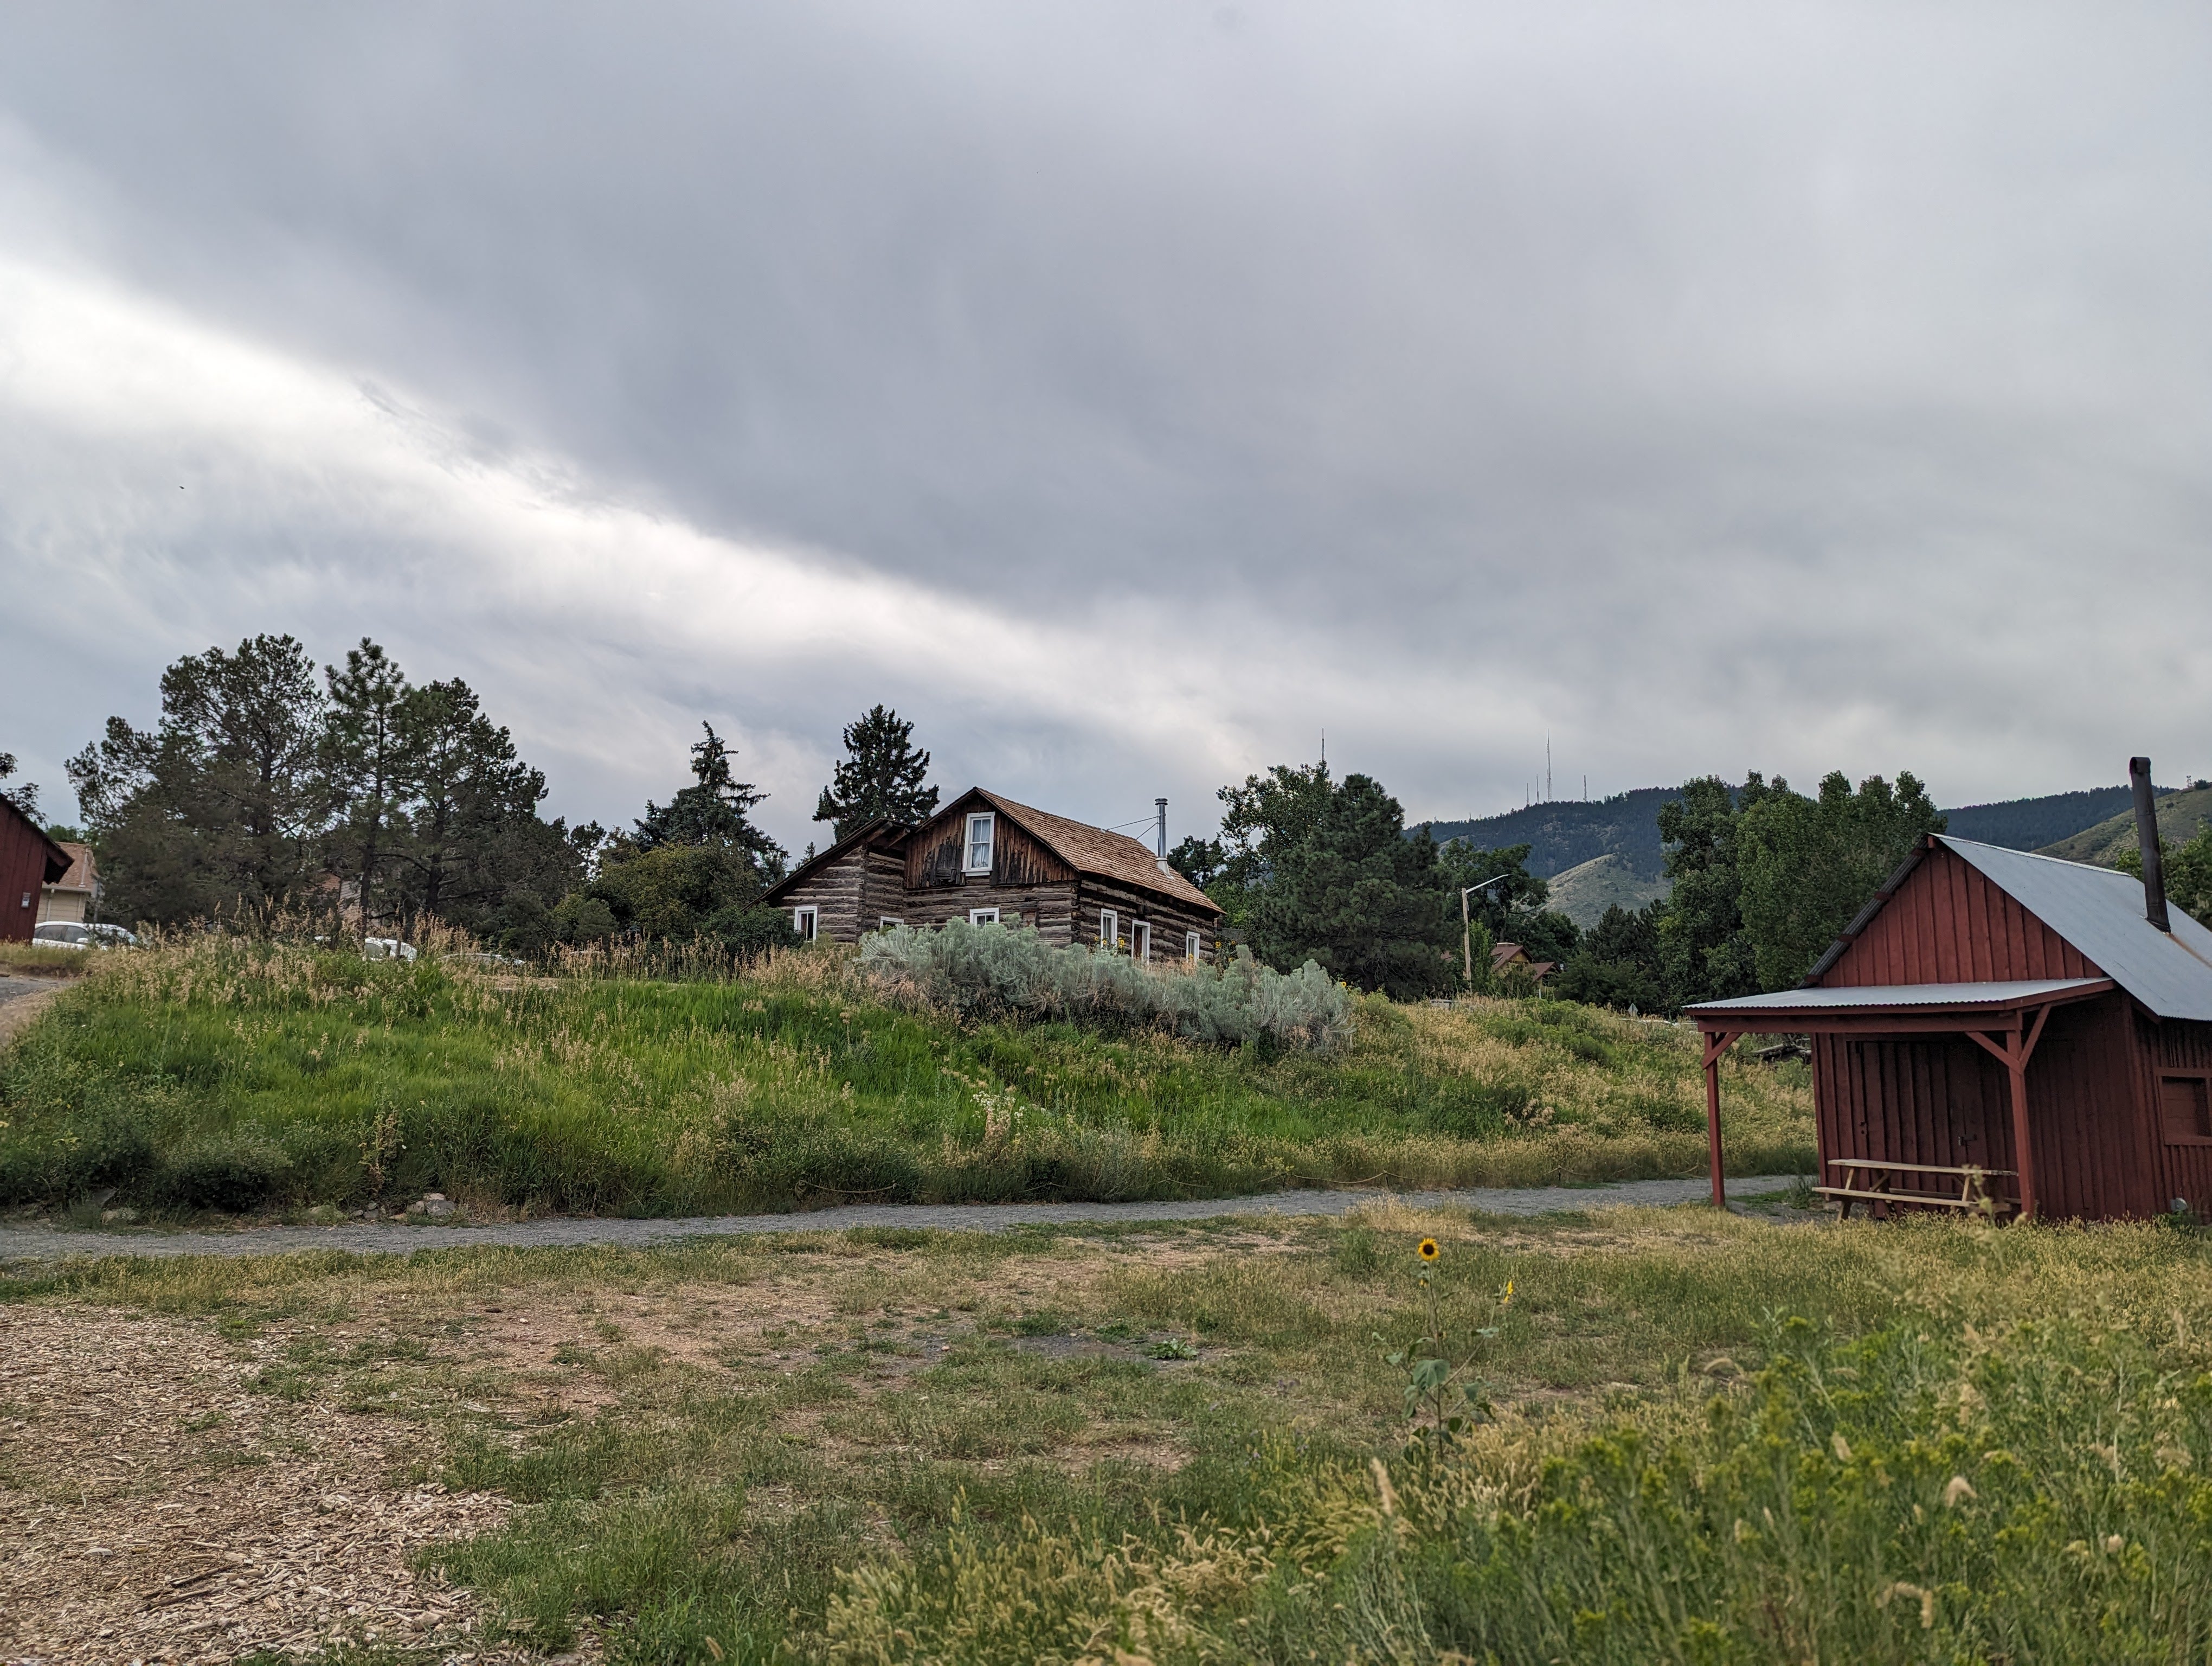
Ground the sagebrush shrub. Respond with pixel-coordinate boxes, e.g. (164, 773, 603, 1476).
(856, 922, 1352, 1050)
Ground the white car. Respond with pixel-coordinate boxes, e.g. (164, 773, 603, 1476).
(362, 937, 418, 962)
(31, 921, 138, 950)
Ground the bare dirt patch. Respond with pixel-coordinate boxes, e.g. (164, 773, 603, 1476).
(0, 1306, 529, 1665)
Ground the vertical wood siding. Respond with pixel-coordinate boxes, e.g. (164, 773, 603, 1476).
(0, 804, 55, 944)
(1824, 845, 2099, 986)
(1804, 843, 2163, 1219)
(2143, 1015, 2212, 1215)
(905, 803, 1074, 891)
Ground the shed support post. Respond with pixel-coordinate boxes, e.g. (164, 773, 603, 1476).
(1969, 1007, 2053, 1222)
(2006, 1044, 2036, 1222)
(1701, 1030, 1739, 1210)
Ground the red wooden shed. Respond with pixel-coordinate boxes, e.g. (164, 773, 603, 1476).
(0, 794, 72, 945)
(1689, 824, 2212, 1223)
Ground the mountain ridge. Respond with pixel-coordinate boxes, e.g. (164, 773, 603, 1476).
(1420, 781, 2177, 884)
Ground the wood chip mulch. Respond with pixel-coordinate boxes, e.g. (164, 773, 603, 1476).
(0, 1305, 539, 1665)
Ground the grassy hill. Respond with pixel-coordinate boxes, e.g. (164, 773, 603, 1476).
(2039, 784, 2212, 865)
(1544, 852, 1670, 928)
(0, 936, 1812, 1219)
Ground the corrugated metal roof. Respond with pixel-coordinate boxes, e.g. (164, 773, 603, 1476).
(1691, 977, 2108, 1015)
(1937, 836, 2212, 1022)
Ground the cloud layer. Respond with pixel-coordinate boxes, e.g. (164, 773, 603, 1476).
(3, 2, 2209, 849)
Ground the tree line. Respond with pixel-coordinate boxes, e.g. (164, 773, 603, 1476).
(1166, 760, 1956, 1014)
(4, 633, 1990, 1009)
(16, 634, 943, 958)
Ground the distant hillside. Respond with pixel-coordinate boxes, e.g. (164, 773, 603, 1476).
(1421, 788, 1682, 880)
(1545, 853, 1670, 929)
(1943, 785, 2171, 852)
(2039, 785, 2212, 866)
(1422, 780, 2158, 883)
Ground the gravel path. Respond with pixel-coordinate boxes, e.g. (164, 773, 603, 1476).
(0, 1174, 1801, 1261)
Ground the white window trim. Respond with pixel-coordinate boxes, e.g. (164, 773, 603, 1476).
(1099, 907, 1118, 950)
(968, 907, 1000, 926)
(964, 811, 996, 876)
(877, 915, 904, 930)
(793, 905, 819, 942)
(1131, 921, 1151, 962)
(1186, 931, 1202, 962)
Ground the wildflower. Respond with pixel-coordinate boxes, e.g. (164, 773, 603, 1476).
(1417, 1238, 1441, 1261)
(1500, 1278, 1514, 1306)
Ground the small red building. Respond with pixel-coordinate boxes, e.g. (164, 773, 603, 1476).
(1690, 828, 2212, 1222)
(0, 794, 72, 945)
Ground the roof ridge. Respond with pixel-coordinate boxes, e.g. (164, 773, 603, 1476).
(1938, 833, 2127, 873)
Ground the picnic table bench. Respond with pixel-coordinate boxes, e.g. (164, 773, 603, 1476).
(1811, 1158, 2017, 1220)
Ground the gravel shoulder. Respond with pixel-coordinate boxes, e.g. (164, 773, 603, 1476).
(0, 1175, 1803, 1261)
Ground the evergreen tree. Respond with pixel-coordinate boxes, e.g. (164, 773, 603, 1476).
(1207, 759, 1336, 922)
(321, 639, 413, 935)
(634, 723, 786, 876)
(389, 678, 578, 930)
(1252, 773, 1454, 999)
(1554, 901, 1668, 1012)
(68, 634, 331, 925)
(813, 705, 938, 840)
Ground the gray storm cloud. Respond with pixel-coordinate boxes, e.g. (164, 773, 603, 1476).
(1, 1, 2208, 850)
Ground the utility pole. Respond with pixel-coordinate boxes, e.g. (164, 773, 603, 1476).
(1461, 875, 1509, 986)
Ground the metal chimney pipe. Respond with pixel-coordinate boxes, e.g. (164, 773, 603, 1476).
(1155, 798, 1169, 872)
(2130, 756, 2171, 932)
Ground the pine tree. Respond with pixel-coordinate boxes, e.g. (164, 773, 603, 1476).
(321, 639, 412, 935)
(813, 705, 938, 841)
(1250, 772, 1455, 999)
(67, 634, 330, 925)
(633, 723, 787, 876)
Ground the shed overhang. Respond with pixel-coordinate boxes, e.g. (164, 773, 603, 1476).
(1686, 977, 2115, 1035)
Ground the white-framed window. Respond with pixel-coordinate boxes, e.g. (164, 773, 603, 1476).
(1186, 931, 1202, 962)
(1131, 921, 1151, 962)
(793, 905, 819, 942)
(964, 812, 996, 875)
(969, 907, 1000, 926)
(877, 916, 904, 931)
(1098, 907, 1118, 950)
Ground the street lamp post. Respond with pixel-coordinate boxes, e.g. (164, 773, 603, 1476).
(1461, 875, 1509, 988)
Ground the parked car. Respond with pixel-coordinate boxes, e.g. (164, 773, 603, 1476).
(362, 937, 418, 962)
(31, 921, 139, 950)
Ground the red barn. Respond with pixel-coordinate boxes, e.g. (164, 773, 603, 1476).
(1690, 805, 2212, 1222)
(0, 794, 72, 945)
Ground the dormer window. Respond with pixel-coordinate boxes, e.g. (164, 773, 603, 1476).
(964, 811, 995, 876)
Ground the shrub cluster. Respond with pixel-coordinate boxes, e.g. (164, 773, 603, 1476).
(855, 921, 1353, 1050)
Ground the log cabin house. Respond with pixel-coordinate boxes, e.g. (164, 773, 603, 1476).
(761, 787, 1225, 962)
(1689, 762, 2212, 1222)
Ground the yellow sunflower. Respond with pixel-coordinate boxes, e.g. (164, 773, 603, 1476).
(1417, 1238, 1441, 1261)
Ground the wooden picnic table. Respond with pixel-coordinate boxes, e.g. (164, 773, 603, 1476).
(1811, 1157, 2017, 1221)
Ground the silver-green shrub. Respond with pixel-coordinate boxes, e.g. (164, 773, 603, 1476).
(855, 921, 1352, 1050)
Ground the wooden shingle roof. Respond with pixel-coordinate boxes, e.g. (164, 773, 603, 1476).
(966, 790, 1223, 916)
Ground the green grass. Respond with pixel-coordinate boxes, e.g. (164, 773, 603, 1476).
(0, 934, 1811, 1218)
(12, 1210, 2212, 1662)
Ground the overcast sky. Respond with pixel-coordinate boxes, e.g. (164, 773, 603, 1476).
(2, 2, 2208, 851)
